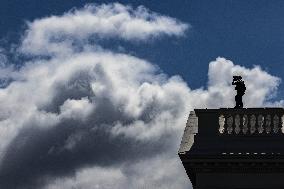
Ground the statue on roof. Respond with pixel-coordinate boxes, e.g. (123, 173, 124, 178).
(232, 76, 246, 108)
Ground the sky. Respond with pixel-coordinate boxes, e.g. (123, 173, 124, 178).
(0, 1, 284, 189)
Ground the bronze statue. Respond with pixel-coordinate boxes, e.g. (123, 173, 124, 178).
(232, 76, 246, 108)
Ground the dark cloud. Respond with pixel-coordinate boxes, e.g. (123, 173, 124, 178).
(0, 94, 176, 189)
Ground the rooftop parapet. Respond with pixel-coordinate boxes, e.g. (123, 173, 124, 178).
(218, 108, 284, 135)
(179, 108, 284, 156)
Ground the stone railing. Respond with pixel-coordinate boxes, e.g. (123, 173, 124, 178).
(218, 109, 284, 135)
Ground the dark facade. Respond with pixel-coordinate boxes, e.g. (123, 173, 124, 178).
(179, 108, 284, 189)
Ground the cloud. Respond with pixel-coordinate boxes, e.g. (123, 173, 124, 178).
(20, 3, 189, 56)
(44, 155, 188, 189)
(0, 2, 282, 189)
(187, 57, 281, 109)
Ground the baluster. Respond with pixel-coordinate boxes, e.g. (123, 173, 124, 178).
(273, 115, 279, 133)
(235, 114, 240, 134)
(250, 114, 256, 134)
(265, 115, 271, 134)
(258, 114, 264, 133)
(281, 115, 284, 134)
(219, 114, 225, 134)
(242, 114, 248, 134)
(227, 115, 233, 134)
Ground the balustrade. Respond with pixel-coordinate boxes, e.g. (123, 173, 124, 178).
(218, 111, 284, 135)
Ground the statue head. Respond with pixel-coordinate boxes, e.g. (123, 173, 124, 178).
(233, 75, 242, 82)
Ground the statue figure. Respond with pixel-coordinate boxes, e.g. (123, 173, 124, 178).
(232, 76, 246, 108)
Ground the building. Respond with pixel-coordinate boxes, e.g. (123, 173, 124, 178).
(179, 108, 284, 189)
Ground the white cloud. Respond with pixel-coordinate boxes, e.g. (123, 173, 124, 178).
(44, 155, 190, 189)
(0, 3, 282, 189)
(45, 166, 127, 189)
(0, 48, 7, 67)
(186, 57, 281, 109)
(59, 97, 93, 120)
(20, 3, 189, 56)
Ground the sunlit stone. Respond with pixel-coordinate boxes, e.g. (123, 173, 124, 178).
(219, 114, 225, 134)
(258, 115, 264, 133)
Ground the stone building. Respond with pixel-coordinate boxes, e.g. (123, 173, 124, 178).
(179, 108, 284, 189)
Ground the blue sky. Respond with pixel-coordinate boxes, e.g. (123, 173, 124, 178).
(0, 1, 284, 189)
(2, 0, 284, 93)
